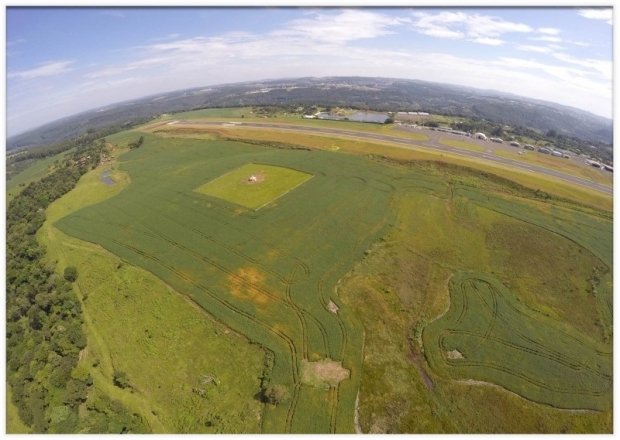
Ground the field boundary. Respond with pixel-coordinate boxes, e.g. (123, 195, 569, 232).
(255, 175, 314, 211)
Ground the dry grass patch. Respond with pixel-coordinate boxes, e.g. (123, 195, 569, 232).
(301, 359, 350, 388)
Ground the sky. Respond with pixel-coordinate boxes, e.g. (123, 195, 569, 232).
(5, 6, 614, 138)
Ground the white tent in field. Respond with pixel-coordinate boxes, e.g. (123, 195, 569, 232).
(249, 175, 257, 182)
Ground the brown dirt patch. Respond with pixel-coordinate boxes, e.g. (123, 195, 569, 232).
(228, 267, 269, 304)
(237, 267, 265, 284)
(300, 358, 349, 388)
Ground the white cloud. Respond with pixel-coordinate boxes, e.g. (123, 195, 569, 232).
(578, 8, 612, 25)
(537, 27, 561, 35)
(530, 35, 562, 43)
(150, 33, 181, 42)
(8, 60, 74, 79)
(271, 9, 409, 43)
(552, 53, 612, 79)
(516, 45, 553, 54)
(473, 37, 504, 46)
(7, 38, 26, 47)
(411, 11, 532, 45)
(493, 57, 610, 94)
(84, 57, 169, 78)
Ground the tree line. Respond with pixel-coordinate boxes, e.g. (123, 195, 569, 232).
(6, 140, 149, 433)
(6, 119, 152, 181)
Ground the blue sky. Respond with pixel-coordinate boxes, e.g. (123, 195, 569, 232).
(6, 6, 614, 137)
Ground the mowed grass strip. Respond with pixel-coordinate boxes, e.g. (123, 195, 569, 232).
(195, 163, 313, 210)
(493, 149, 613, 187)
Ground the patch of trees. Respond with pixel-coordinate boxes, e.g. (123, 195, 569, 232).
(6, 140, 148, 433)
(128, 136, 144, 149)
(222, 136, 313, 152)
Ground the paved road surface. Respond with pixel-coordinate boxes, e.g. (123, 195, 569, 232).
(176, 120, 612, 195)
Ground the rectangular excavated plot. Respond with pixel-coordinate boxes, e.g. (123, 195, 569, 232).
(194, 163, 313, 210)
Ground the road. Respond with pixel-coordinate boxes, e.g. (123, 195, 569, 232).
(176, 120, 612, 195)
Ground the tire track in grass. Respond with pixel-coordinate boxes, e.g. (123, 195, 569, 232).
(475, 278, 613, 360)
(437, 276, 612, 403)
(441, 327, 611, 384)
(70, 204, 314, 432)
(452, 278, 612, 377)
(439, 332, 611, 397)
(122, 195, 309, 285)
(111, 199, 331, 365)
(283, 264, 310, 360)
(130, 186, 312, 280)
(468, 280, 498, 345)
(59, 221, 303, 431)
(310, 184, 394, 432)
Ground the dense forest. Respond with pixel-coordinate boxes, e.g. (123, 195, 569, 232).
(7, 77, 612, 152)
(6, 139, 149, 433)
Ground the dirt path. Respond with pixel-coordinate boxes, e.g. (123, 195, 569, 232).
(407, 338, 434, 392)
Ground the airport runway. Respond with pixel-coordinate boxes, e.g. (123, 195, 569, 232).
(176, 120, 613, 195)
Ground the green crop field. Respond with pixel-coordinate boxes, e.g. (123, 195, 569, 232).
(51, 130, 612, 433)
(55, 133, 410, 433)
(195, 163, 313, 210)
(423, 272, 611, 411)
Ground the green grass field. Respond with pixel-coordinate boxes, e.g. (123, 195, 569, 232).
(38, 138, 266, 433)
(48, 129, 612, 433)
(195, 163, 313, 210)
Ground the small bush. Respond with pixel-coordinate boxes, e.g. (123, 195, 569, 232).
(113, 371, 130, 389)
(64, 266, 78, 283)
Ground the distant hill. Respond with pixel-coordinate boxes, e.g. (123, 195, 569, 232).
(7, 76, 612, 151)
